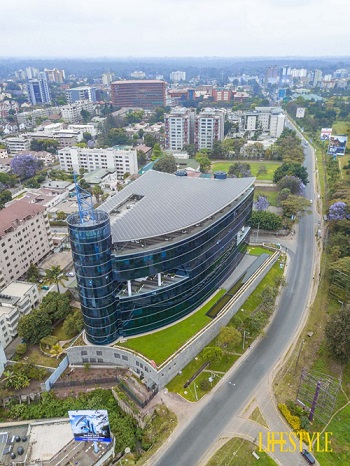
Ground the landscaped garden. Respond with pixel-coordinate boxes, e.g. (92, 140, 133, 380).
(211, 160, 282, 181)
(116, 289, 226, 365)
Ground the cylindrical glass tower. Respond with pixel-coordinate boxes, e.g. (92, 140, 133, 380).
(67, 210, 118, 345)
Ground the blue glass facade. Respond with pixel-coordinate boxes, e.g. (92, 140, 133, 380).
(68, 189, 253, 344)
(67, 210, 118, 345)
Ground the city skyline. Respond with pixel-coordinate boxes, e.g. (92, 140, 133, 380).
(1, 0, 350, 58)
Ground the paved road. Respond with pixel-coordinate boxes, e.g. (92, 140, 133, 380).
(153, 125, 319, 466)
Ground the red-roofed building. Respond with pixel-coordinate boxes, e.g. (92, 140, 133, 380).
(111, 80, 166, 109)
(0, 200, 53, 287)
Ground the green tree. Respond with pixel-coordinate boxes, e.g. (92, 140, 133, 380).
(80, 109, 91, 123)
(203, 346, 224, 363)
(325, 305, 350, 364)
(152, 143, 162, 160)
(40, 291, 72, 322)
(83, 132, 92, 142)
(15, 343, 28, 355)
(63, 311, 84, 337)
(183, 144, 196, 157)
(40, 335, 59, 349)
(153, 154, 177, 174)
(0, 190, 12, 209)
(217, 326, 242, 351)
(0, 172, 17, 187)
(17, 309, 53, 344)
(273, 163, 309, 185)
(195, 154, 211, 173)
(56, 211, 67, 221)
(107, 128, 130, 146)
(228, 162, 252, 178)
(281, 195, 311, 219)
(249, 211, 282, 231)
(44, 267, 69, 293)
(144, 133, 157, 148)
(30, 139, 59, 154)
(210, 140, 224, 159)
(26, 262, 41, 283)
(79, 178, 91, 192)
(92, 185, 104, 203)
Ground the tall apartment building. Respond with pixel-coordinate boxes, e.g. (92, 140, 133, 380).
(60, 100, 94, 123)
(170, 71, 186, 82)
(0, 200, 53, 287)
(66, 87, 97, 104)
(25, 67, 39, 80)
(0, 282, 39, 348)
(242, 107, 285, 138)
(102, 72, 114, 86)
(194, 108, 224, 151)
(5, 137, 31, 154)
(45, 68, 65, 83)
(58, 146, 138, 179)
(312, 69, 323, 87)
(111, 80, 166, 109)
(164, 107, 195, 150)
(27, 72, 51, 105)
(130, 71, 146, 79)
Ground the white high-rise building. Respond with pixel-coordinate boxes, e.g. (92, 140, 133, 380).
(58, 146, 138, 179)
(164, 107, 195, 150)
(102, 72, 114, 86)
(242, 107, 285, 138)
(194, 108, 224, 151)
(170, 71, 186, 82)
(60, 100, 94, 123)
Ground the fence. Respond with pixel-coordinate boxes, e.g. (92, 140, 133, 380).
(42, 356, 69, 391)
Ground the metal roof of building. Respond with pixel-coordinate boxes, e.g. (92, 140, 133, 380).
(99, 170, 254, 242)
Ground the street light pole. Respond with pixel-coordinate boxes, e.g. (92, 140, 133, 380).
(256, 223, 260, 243)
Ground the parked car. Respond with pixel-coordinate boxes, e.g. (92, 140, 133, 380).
(301, 448, 315, 464)
(41, 285, 50, 290)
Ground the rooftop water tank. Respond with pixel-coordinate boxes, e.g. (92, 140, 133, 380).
(214, 171, 227, 179)
(175, 170, 187, 176)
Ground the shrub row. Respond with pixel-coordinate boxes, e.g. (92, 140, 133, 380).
(278, 403, 301, 430)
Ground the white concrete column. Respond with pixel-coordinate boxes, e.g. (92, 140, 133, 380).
(127, 280, 132, 296)
(158, 273, 162, 286)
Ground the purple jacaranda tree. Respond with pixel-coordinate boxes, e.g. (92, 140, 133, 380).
(328, 201, 348, 221)
(10, 154, 43, 180)
(255, 195, 269, 211)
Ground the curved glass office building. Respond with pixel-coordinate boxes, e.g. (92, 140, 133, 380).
(67, 210, 118, 345)
(69, 170, 254, 344)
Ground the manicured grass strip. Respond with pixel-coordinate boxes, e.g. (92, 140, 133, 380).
(211, 161, 282, 181)
(247, 246, 274, 256)
(25, 345, 60, 368)
(116, 289, 226, 365)
(206, 437, 277, 466)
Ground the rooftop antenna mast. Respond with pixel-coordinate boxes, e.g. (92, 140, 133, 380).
(74, 172, 95, 224)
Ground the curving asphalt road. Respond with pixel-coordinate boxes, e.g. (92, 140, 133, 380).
(153, 123, 319, 466)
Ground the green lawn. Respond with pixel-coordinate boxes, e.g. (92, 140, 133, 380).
(206, 437, 277, 466)
(25, 345, 60, 368)
(211, 160, 282, 181)
(254, 186, 279, 206)
(116, 289, 226, 365)
(247, 246, 273, 256)
(53, 321, 73, 341)
(332, 121, 350, 148)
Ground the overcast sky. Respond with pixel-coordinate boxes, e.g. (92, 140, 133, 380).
(2, 0, 350, 58)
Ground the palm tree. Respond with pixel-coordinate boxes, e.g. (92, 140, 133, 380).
(44, 266, 68, 293)
(49, 343, 64, 359)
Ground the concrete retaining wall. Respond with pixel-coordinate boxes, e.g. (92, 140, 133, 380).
(42, 356, 69, 391)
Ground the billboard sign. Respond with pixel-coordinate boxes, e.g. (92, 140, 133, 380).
(68, 410, 112, 442)
(320, 128, 332, 140)
(327, 135, 348, 156)
(295, 107, 305, 118)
